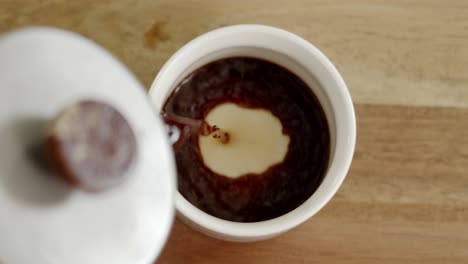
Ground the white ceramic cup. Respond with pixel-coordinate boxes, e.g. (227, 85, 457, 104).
(149, 24, 356, 241)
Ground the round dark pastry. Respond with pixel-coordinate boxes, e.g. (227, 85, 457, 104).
(45, 100, 137, 192)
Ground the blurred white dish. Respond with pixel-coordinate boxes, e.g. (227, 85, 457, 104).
(0, 27, 176, 264)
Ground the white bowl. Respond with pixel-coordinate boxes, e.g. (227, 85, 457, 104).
(149, 24, 356, 241)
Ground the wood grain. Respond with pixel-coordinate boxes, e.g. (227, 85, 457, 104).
(1, 0, 468, 107)
(1, 1, 468, 263)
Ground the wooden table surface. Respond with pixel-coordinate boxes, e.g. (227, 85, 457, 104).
(2, 1, 468, 263)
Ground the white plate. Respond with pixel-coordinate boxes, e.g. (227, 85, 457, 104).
(0, 27, 176, 264)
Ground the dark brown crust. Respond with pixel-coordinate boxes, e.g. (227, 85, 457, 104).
(163, 57, 330, 222)
(45, 135, 81, 187)
(45, 100, 137, 192)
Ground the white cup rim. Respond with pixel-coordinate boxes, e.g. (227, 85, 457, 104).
(150, 24, 356, 240)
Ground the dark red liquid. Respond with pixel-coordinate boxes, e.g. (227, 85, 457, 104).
(163, 57, 330, 222)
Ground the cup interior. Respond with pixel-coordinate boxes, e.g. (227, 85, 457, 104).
(156, 46, 337, 157)
(149, 25, 355, 241)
